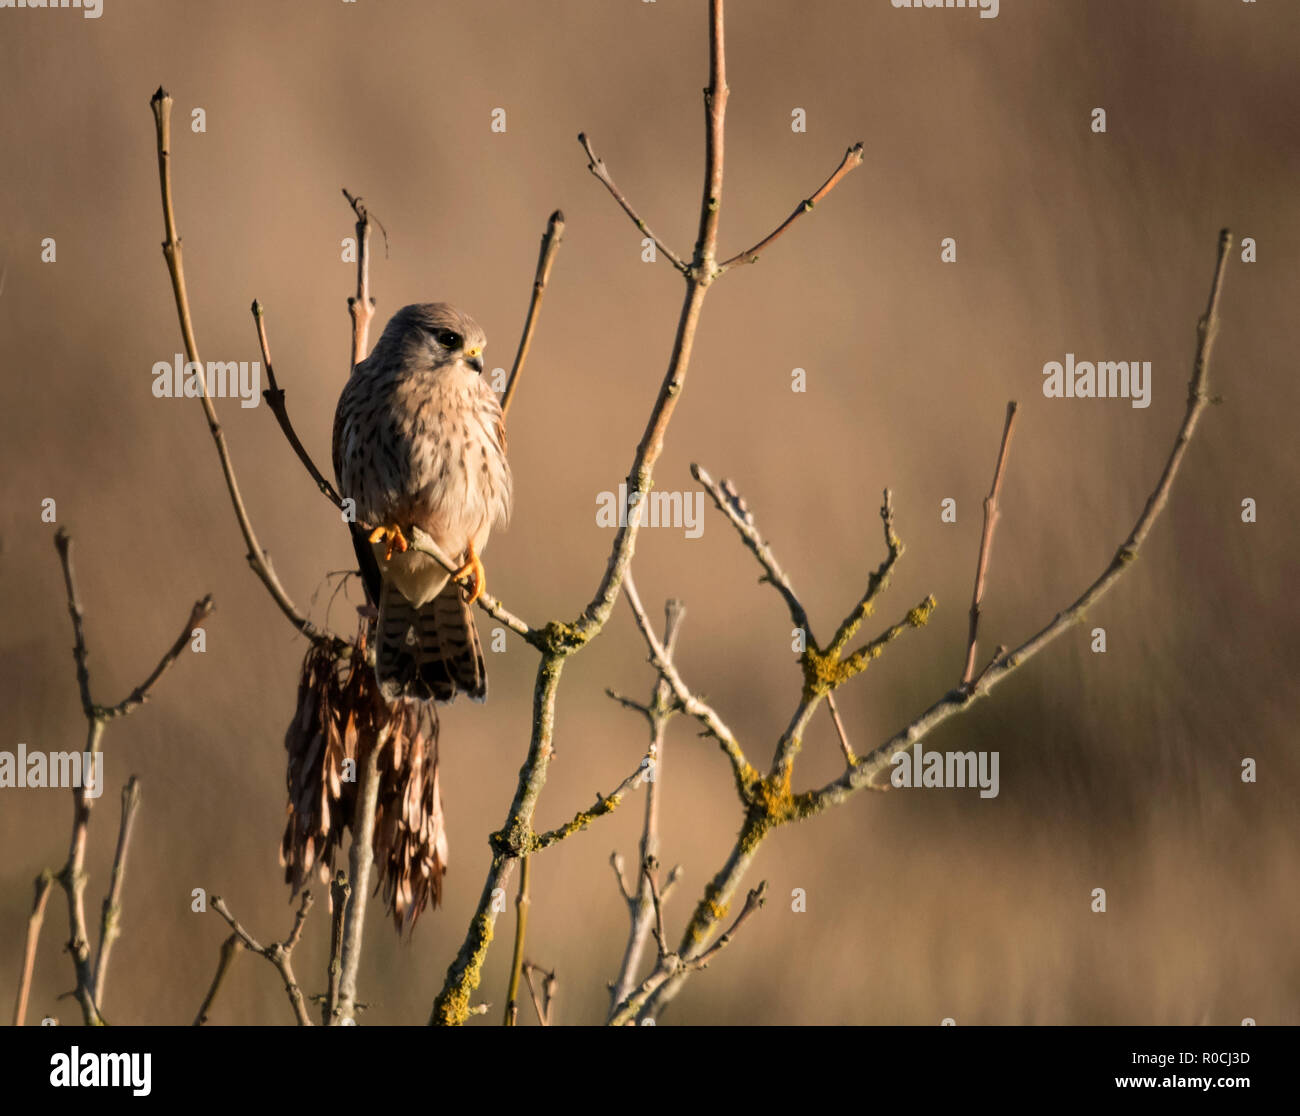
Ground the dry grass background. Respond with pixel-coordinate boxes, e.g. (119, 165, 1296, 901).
(1, 0, 1298, 1025)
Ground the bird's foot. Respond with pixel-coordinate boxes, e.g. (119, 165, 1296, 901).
(368, 523, 409, 561)
(452, 541, 486, 605)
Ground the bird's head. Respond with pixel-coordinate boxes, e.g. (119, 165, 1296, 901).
(381, 302, 487, 375)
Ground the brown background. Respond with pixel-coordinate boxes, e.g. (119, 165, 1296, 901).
(2, 0, 1297, 1026)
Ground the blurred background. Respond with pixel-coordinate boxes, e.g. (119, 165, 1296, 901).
(2, 0, 1297, 1026)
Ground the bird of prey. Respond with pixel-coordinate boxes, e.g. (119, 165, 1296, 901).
(333, 303, 511, 703)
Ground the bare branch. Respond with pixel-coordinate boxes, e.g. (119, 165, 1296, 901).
(336, 734, 384, 1024)
(406, 527, 537, 645)
(690, 467, 860, 766)
(101, 598, 214, 721)
(522, 962, 557, 1026)
(578, 134, 688, 274)
(430, 651, 564, 1025)
(12, 870, 55, 1026)
(807, 228, 1234, 805)
(503, 209, 565, 417)
(609, 874, 768, 1026)
(91, 777, 142, 1009)
(691, 464, 811, 636)
(825, 489, 905, 658)
(623, 572, 752, 796)
(324, 870, 349, 1025)
(149, 87, 328, 644)
(961, 401, 1019, 688)
(532, 755, 654, 851)
(718, 142, 865, 271)
(193, 934, 242, 1026)
(661, 864, 684, 901)
(436, 0, 885, 1025)
(210, 892, 314, 1026)
(573, 0, 730, 641)
(53, 530, 94, 719)
(639, 232, 1230, 1024)
(688, 882, 767, 968)
(971, 644, 1007, 692)
(605, 688, 651, 721)
(695, 0, 728, 272)
(824, 693, 856, 767)
(608, 601, 685, 1016)
(252, 298, 344, 509)
(342, 188, 376, 368)
(643, 859, 669, 959)
(503, 856, 531, 1027)
(609, 852, 631, 901)
(52, 528, 208, 1025)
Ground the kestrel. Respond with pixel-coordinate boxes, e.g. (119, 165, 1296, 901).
(333, 303, 512, 703)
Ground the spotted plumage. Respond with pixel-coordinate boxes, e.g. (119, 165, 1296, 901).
(333, 303, 511, 703)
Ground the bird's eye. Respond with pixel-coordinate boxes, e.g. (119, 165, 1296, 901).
(434, 329, 462, 349)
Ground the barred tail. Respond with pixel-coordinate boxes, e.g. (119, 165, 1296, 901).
(376, 580, 486, 704)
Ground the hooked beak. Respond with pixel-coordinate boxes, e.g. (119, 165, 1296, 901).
(465, 346, 483, 373)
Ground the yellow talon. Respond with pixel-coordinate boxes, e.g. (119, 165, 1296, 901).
(452, 540, 486, 605)
(368, 523, 409, 561)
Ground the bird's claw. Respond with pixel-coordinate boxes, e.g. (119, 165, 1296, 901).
(452, 542, 486, 605)
(368, 523, 409, 561)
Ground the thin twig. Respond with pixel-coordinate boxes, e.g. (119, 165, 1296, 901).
(406, 528, 537, 645)
(502, 210, 565, 417)
(503, 856, 531, 1026)
(690, 466, 857, 765)
(149, 88, 326, 644)
(824, 694, 856, 767)
(211, 892, 314, 1026)
(605, 689, 651, 721)
(609, 600, 684, 1016)
(608, 875, 767, 1026)
(690, 464, 811, 636)
(971, 644, 1007, 691)
(324, 870, 350, 1025)
(49, 528, 213, 1025)
(571, 0, 730, 645)
(522, 962, 557, 1026)
(253, 299, 344, 509)
(623, 572, 752, 795)
(328, 183, 389, 1026)
(342, 188, 376, 368)
(91, 777, 142, 1009)
(689, 881, 767, 968)
(718, 142, 865, 272)
(643, 859, 669, 959)
(531, 757, 654, 851)
(193, 934, 243, 1026)
(336, 733, 384, 1024)
(101, 599, 214, 720)
(578, 134, 688, 274)
(961, 401, 1019, 689)
(825, 489, 905, 658)
(52, 567, 106, 1024)
(13, 870, 55, 1026)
